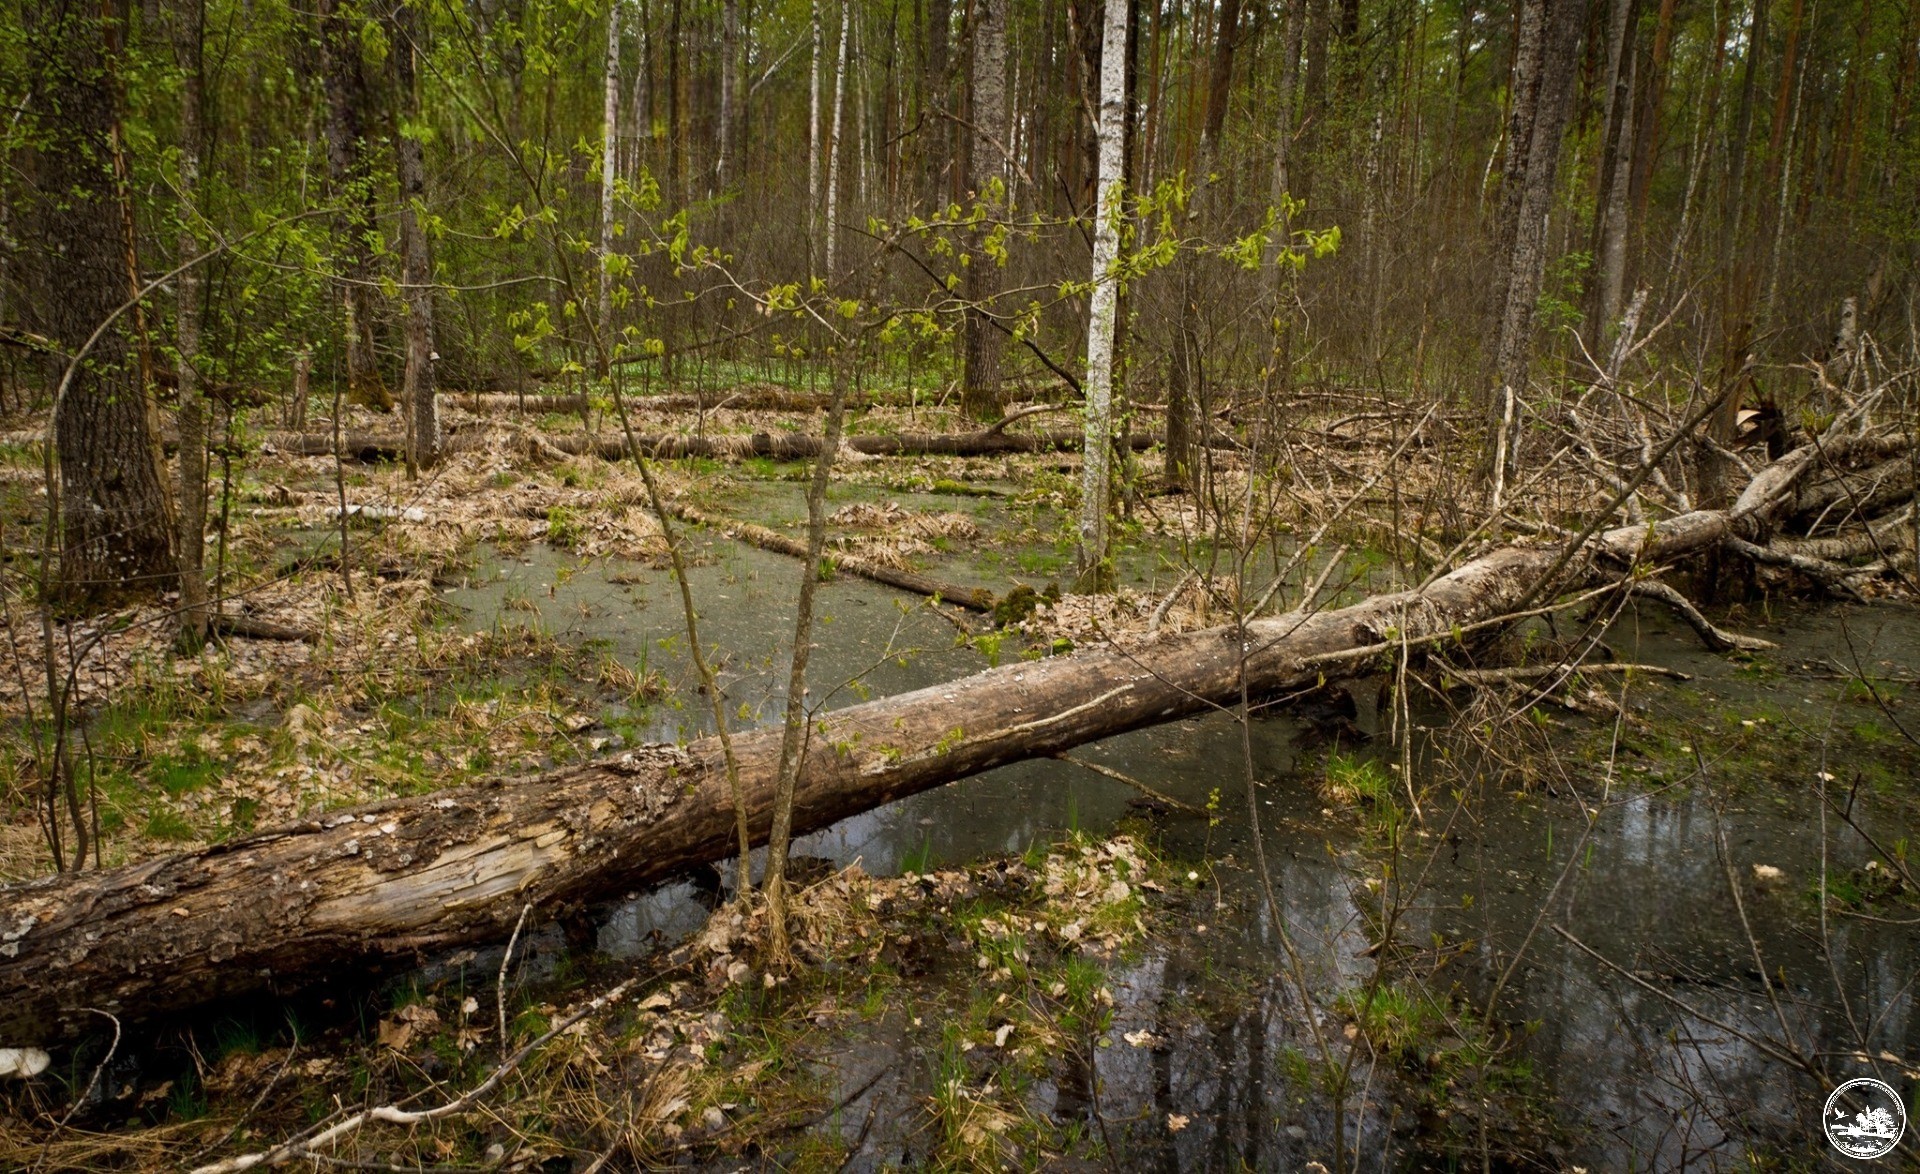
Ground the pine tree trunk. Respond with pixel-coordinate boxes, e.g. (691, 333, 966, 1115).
(1077, 0, 1129, 591)
(392, 0, 440, 470)
(29, 0, 178, 609)
(961, 0, 1009, 419)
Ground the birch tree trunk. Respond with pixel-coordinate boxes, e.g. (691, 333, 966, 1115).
(810, 0, 823, 270)
(172, 0, 211, 644)
(392, 0, 440, 470)
(824, 1, 851, 277)
(597, 0, 622, 366)
(1077, 0, 1130, 592)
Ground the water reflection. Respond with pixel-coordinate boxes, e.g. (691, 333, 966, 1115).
(453, 544, 1919, 1167)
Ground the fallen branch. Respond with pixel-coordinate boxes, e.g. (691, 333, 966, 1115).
(260, 427, 1170, 464)
(1443, 661, 1691, 685)
(1627, 580, 1778, 652)
(211, 615, 318, 644)
(661, 501, 996, 612)
(190, 974, 644, 1173)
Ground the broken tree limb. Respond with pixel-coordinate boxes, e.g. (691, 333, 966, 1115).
(1627, 581, 1779, 651)
(660, 501, 996, 612)
(0, 436, 1886, 1044)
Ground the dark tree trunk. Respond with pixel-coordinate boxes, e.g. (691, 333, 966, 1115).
(28, 0, 177, 608)
(318, 0, 392, 412)
(1486, 0, 1591, 478)
(390, 0, 440, 471)
(172, 0, 211, 644)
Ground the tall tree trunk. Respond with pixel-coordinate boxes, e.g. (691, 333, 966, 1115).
(318, 0, 391, 412)
(719, 0, 739, 186)
(960, 0, 1010, 418)
(1168, 0, 1243, 493)
(1077, 0, 1129, 591)
(668, 0, 685, 202)
(1270, 0, 1307, 209)
(824, 1, 851, 276)
(598, 0, 622, 368)
(1705, 0, 1769, 510)
(924, 0, 953, 204)
(1486, 0, 1591, 484)
(391, 0, 439, 471)
(810, 0, 823, 268)
(1587, 0, 1640, 336)
(172, 0, 211, 644)
(29, 0, 177, 608)
(762, 354, 853, 965)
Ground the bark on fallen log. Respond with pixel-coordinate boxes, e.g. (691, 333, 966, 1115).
(661, 502, 996, 611)
(0, 435, 1890, 1043)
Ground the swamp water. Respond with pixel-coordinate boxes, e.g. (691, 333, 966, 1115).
(434, 534, 1920, 1171)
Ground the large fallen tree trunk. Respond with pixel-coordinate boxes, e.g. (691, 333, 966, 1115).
(0, 432, 1904, 1043)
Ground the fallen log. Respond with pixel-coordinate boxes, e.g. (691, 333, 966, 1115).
(0, 436, 1890, 1043)
(661, 502, 995, 611)
(262, 427, 1165, 463)
(442, 393, 589, 414)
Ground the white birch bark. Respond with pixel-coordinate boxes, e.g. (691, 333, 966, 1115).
(597, 0, 621, 355)
(809, 0, 823, 269)
(824, 1, 850, 276)
(1077, 0, 1129, 591)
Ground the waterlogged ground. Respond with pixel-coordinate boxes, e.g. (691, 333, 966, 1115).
(436, 536, 1920, 1170)
(2, 402, 1915, 1170)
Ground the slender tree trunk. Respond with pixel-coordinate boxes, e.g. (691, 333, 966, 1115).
(318, 0, 391, 412)
(824, 1, 851, 276)
(924, 0, 952, 204)
(1589, 0, 1640, 335)
(392, 0, 439, 471)
(762, 353, 853, 965)
(1168, 0, 1242, 493)
(1486, 0, 1590, 482)
(810, 0, 823, 268)
(29, 0, 177, 608)
(597, 0, 622, 367)
(1077, 0, 1129, 591)
(1705, 0, 1769, 510)
(961, 0, 1010, 418)
(1270, 0, 1307, 210)
(172, 0, 210, 645)
(719, 0, 739, 185)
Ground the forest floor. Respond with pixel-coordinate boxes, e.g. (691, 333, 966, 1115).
(1, 386, 1916, 1170)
